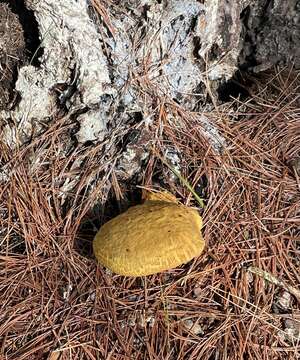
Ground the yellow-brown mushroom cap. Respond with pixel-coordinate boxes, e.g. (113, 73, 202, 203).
(93, 193, 205, 276)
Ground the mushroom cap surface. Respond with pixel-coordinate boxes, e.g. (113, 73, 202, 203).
(93, 194, 205, 276)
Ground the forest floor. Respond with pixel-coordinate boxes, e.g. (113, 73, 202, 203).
(1, 68, 300, 359)
(0, 1, 300, 359)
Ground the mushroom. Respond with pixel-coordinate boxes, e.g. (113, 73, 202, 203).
(93, 190, 205, 276)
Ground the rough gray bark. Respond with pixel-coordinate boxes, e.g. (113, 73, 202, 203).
(240, 0, 300, 71)
(0, 4, 25, 110)
(0, 0, 299, 177)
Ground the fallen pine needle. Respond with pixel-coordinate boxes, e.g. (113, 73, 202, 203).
(248, 266, 300, 303)
(153, 150, 205, 208)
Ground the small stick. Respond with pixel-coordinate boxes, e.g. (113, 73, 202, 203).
(154, 151, 205, 208)
(248, 266, 300, 302)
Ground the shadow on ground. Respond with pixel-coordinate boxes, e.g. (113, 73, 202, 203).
(74, 185, 143, 259)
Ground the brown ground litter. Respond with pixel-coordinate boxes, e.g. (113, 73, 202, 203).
(1, 69, 299, 359)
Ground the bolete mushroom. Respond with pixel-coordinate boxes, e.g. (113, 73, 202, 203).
(93, 190, 205, 276)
